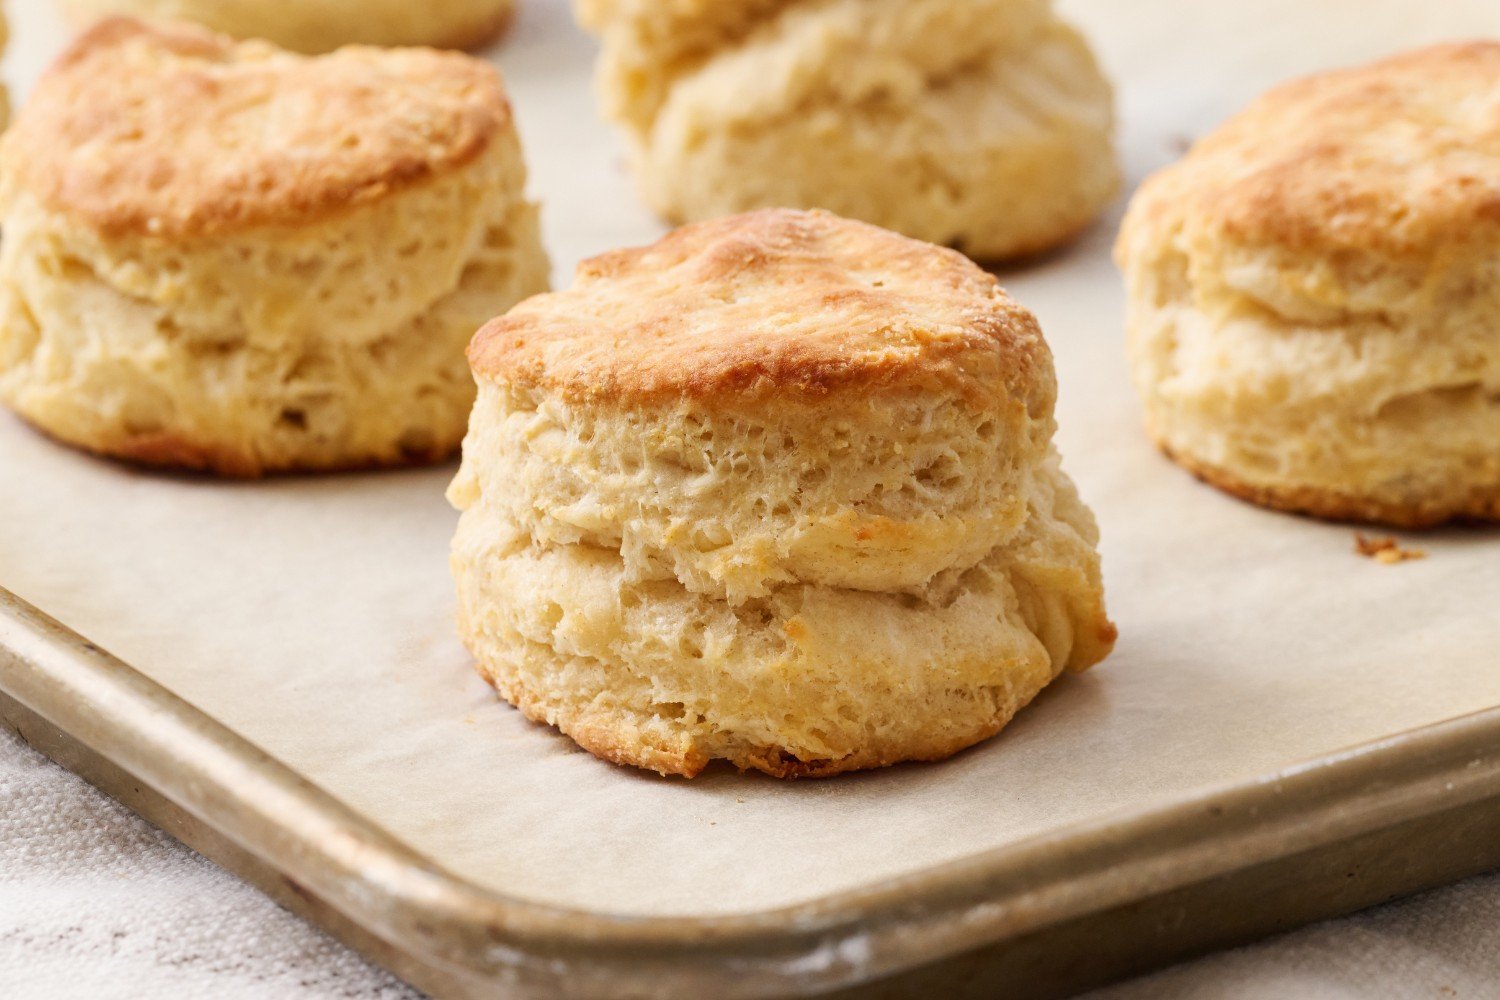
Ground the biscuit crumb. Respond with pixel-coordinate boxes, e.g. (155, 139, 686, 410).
(1354, 534, 1426, 565)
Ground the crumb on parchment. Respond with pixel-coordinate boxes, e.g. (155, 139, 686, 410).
(1354, 533, 1427, 565)
(1168, 133, 1195, 155)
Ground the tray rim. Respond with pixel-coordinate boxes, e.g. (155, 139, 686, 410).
(3, 582, 1499, 998)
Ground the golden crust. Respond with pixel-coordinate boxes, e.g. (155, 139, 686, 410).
(59, 0, 515, 54)
(1156, 436, 1500, 529)
(1121, 41, 1500, 265)
(15, 413, 461, 479)
(478, 655, 1042, 780)
(1, 18, 512, 239)
(573, 0, 794, 47)
(469, 208, 1050, 405)
(432, 1, 517, 51)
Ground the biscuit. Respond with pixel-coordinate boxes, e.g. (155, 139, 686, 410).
(62, 0, 515, 53)
(449, 209, 1116, 778)
(0, 19, 549, 476)
(576, 0, 1120, 261)
(1117, 42, 1500, 527)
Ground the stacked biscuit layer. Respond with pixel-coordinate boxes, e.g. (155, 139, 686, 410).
(1117, 42, 1500, 526)
(450, 209, 1115, 777)
(577, 0, 1119, 260)
(63, 0, 516, 53)
(0, 19, 549, 476)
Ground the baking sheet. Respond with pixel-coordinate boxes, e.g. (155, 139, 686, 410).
(3, 0, 1498, 921)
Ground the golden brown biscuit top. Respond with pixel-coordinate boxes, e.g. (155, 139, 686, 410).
(576, 0, 791, 35)
(572, 0, 621, 31)
(470, 209, 1051, 406)
(1, 18, 511, 238)
(1122, 41, 1500, 262)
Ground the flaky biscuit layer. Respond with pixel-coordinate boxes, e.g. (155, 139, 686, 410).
(1118, 42, 1500, 527)
(0, 21, 550, 475)
(452, 210, 1114, 777)
(578, 0, 1118, 260)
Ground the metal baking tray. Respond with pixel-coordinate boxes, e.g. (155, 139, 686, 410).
(4, 1, 1500, 997)
(4, 590, 1500, 998)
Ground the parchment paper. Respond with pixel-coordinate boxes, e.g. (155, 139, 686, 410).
(3, 0, 1498, 919)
